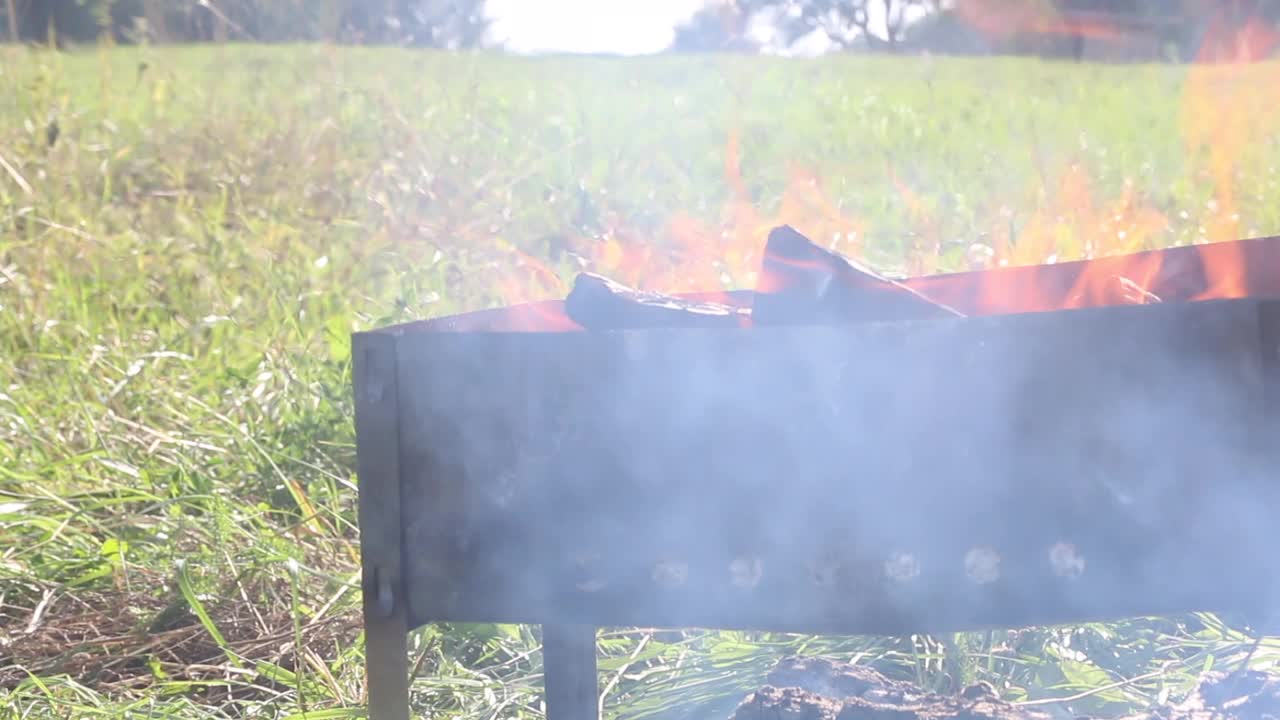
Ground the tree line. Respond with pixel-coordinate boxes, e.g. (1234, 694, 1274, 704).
(3, 0, 941, 49)
(4, 0, 1278, 61)
(2, 0, 488, 47)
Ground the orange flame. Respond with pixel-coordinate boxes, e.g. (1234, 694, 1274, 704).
(495, 246, 567, 304)
(1177, 3, 1280, 301)
(583, 128, 867, 295)
(465, 2, 1280, 333)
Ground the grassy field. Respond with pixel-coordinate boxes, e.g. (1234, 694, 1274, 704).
(3, 43, 1280, 719)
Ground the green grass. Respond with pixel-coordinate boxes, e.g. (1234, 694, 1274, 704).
(3, 42, 1280, 719)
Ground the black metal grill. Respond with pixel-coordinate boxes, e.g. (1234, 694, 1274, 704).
(355, 295, 1280, 720)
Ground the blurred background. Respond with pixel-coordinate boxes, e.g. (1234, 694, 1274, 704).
(6, 0, 1278, 59)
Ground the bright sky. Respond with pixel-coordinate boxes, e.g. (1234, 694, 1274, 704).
(484, 0, 913, 56)
(485, 0, 711, 55)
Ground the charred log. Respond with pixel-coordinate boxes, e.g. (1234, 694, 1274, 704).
(735, 659, 1280, 720)
(566, 272, 750, 330)
(754, 225, 964, 325)
(765, 657, 926, 706)
(733, 659, 1047, 720)
(1152, 670, 1280, 720)
(903, 234, 1280, 316)
(732, 686, 845, 720)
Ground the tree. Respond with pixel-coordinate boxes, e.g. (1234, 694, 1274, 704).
(7, 0, 490, 46)
(336, 0, 489, 47)
(671, 1, 758, 52)
(731, 0, 943, 51)
(4, 0, 19, 42)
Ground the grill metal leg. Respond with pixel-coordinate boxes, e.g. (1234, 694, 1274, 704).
(354, 334, 411, 720)
(364, 589, 410, 720)
(543, 624, 599, 720)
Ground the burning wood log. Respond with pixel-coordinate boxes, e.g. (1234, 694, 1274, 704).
(415, 232, 1279, 333)
(757, 228, 1280, 321)
(734, 658, 1280, 720)
(565, 272, 751, 330)
(902, 234, 1280, 316)
(753, 225, 965, 325)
